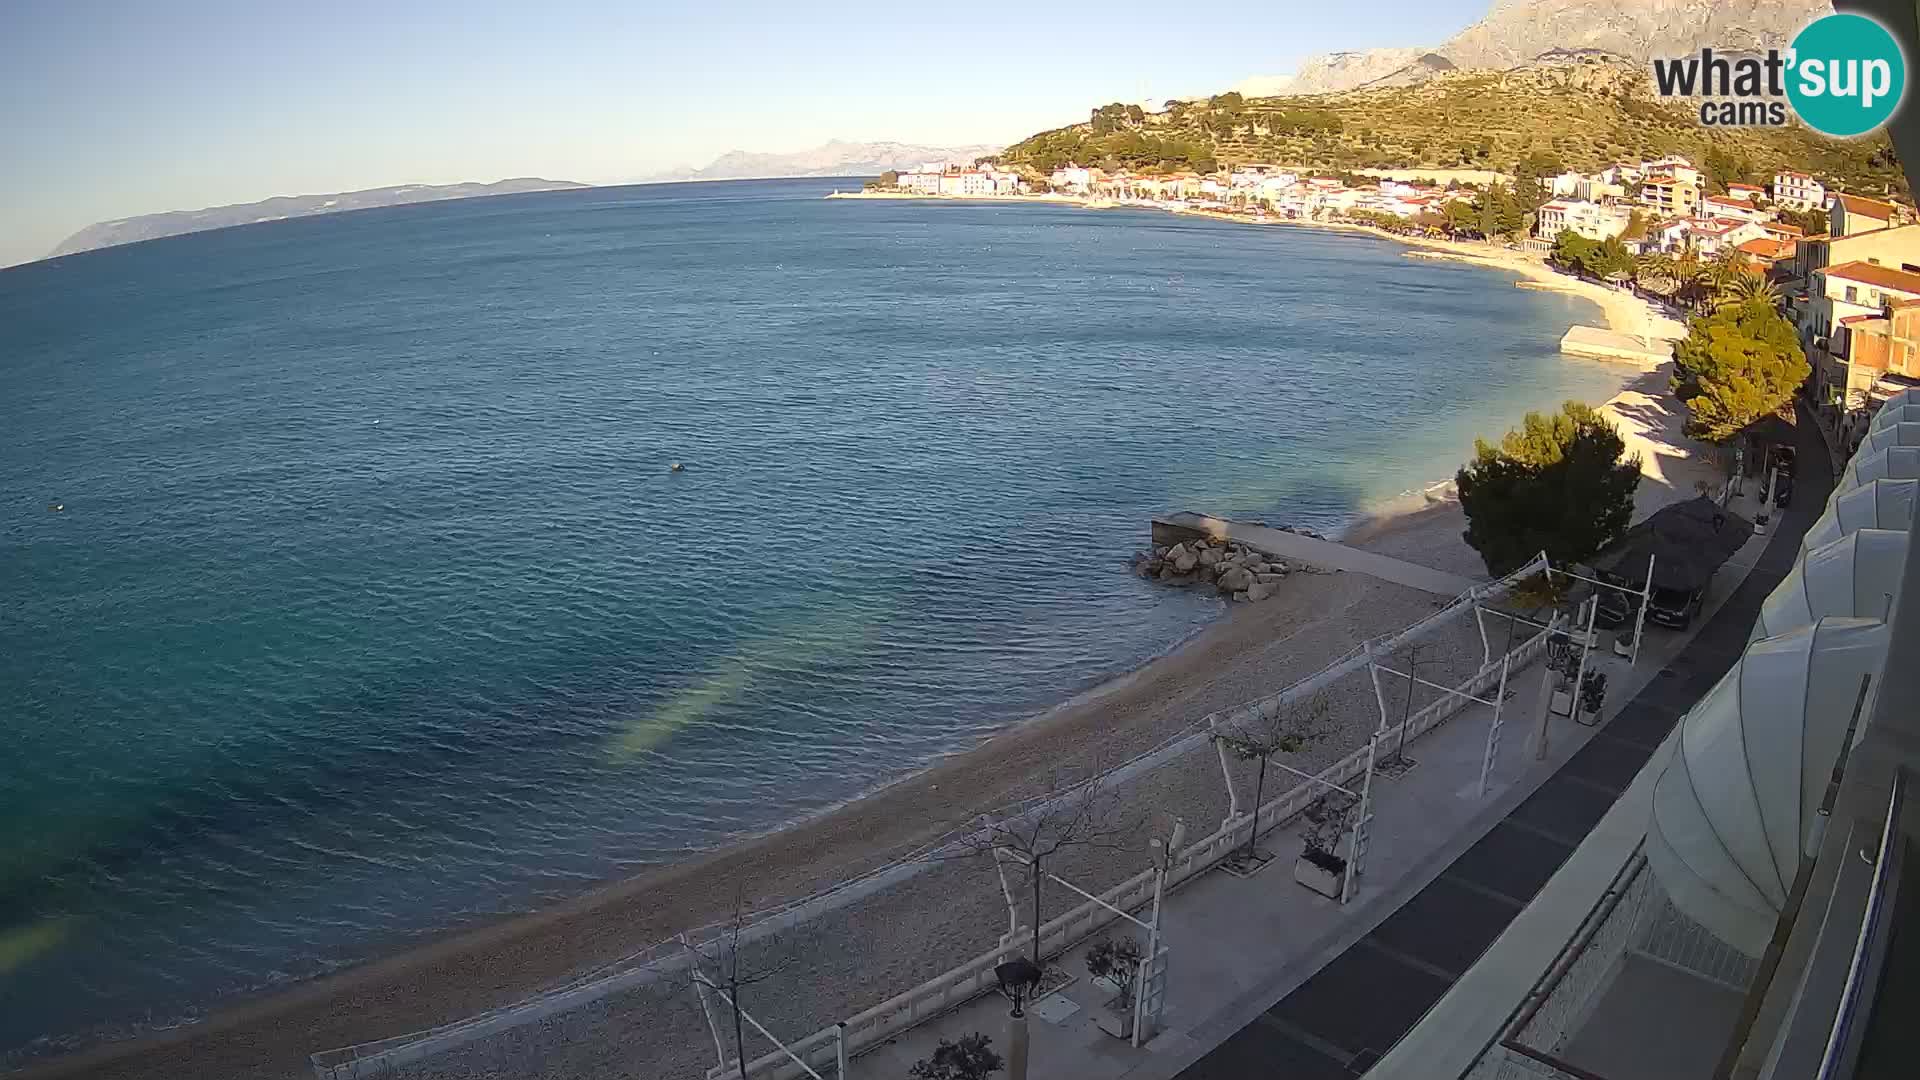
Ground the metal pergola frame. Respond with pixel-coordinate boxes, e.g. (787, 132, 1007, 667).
(684, 938, 836, 1080)
(989, 821, 1184, 1048)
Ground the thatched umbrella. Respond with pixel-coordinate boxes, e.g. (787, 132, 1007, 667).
(1594, 496, 1753, 592)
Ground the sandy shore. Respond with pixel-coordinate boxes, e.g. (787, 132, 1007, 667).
(23, 508, 1495, 1080)
(21, 196, 1714, 1080)
(831, 189, 1683, 343)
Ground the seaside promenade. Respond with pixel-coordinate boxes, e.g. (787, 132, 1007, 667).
(851, 423, 1815, 1080)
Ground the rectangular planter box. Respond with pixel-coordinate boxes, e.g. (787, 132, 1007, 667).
(1294, 854, 1345, 899)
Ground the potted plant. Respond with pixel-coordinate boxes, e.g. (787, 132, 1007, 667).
(1294, 793, 1355, 899)
(910, 1033, 1004, 1080)
(1612, 618, 1635, 658)
(1580, 670, 1608, 719)
(1084, 936, 1145, 1038)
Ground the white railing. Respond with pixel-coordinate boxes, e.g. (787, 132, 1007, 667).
(707, 632, 1552, 1080)
(314, 556, 1555, 1080)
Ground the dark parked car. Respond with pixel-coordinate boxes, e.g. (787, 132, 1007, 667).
(1647, 584, 1705, 629)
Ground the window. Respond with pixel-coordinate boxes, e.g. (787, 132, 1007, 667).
(1846, 286, 1860, 303)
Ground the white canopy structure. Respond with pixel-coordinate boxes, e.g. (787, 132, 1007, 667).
(1853, 421, 1920, 456)
(1752, 530, 1910, 641)
(1868, 403, 1920, 431)
(1801, 479, 1919, 553)
(1837, 445, 1920, 493)
(1647, 618, 1891, 956)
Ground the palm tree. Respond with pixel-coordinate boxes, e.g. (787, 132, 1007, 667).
(1704, 247, 1749, 305)
(1634, 252, 1678, 299)
(1717, 268, 1782, 309)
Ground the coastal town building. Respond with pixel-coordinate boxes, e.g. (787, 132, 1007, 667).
(1725, 181, 1764, 202)
(1801, 260, 1920, 427)
(1651, 216, 1766, 256)
(1048, 166, 1095, 193)
(1642, 155, 1700, 185)
(1702, 194, 1767, 224)
(1639, 173, 1702, 218)
(1736, 236, 1797, 274)
(1826, 300, 1920, 436)
(1763, 220, 1805, 245)
(1534, 199, 1633, 241)
(1773, 169, 1827, 210)
(1599, 162, 1643, 187)
(1830, 191, 1899, 236)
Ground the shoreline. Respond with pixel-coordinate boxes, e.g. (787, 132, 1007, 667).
(16, 503, 1489, 1080)
(24, 195, 1696, 1080)
(830, 189, 1681, 344)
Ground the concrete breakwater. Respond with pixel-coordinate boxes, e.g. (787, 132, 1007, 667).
(1132, 536, 1294, 602)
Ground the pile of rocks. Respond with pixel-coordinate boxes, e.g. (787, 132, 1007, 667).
(1133, 538, 1290, 602)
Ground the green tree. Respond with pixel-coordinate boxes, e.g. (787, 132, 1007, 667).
(1551, 229, 1597, 273)
(1775, 206, 1830, 235)
(1442, 199, 1481, 238)
(1635, 251, 1678, 298)
(1592, 236, 1636, 282)
(1703, 146, 1753, 194)
(1670, 298, 1810, 441)
(1456, 403, 1642, 576)
(1478, 184, 1524, 240)
(1718, 269, 1782, 309)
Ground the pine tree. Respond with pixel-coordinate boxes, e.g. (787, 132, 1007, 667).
(1456, 403, 1642, 576)
(1671, 298, 1809, 442)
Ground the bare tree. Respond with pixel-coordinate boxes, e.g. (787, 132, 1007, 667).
(949, 768, 1135, 968)
(688, 890, 797, 1080)
(1211, 691, 1333, 861)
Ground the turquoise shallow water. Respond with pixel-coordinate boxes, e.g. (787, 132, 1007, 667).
(0, 178, 1624, 1055)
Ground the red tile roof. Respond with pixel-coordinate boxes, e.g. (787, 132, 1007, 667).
(1738, 238, 1795, 260)
(1835, 192, 1897, 219)
(1824, 260, 1920, 293)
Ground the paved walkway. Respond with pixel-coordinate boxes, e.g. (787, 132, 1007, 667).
(1154, 513, 1481, 598)
(1165, 407, 1827, 1080)
(851, 456, 1811, 1080)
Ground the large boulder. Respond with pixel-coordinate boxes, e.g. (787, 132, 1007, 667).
(1173, 547, 1198, 573)
(1197, 546, 1222, 567)
(1247, 580, 1278, 602)
(1218, 566, 1255, 593)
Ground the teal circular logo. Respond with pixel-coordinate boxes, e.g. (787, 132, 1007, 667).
(1787, 13, 1906, 137)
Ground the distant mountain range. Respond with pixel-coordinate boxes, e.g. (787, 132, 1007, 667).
(48, 178, 588, 259)
(1247, 0, 1831, 94)
(647, 140, 1002, 182)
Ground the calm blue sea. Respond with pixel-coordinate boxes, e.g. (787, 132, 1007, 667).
(0, 178, 1623, 1055)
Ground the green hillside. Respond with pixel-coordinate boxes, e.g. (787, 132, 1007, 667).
(999, 62, 1906, 198)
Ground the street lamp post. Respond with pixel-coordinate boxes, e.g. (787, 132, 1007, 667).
(995, 958, 1042, 1080)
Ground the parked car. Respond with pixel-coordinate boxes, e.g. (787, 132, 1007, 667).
(1594, 585, 1636, 628)
(1647, 584, 1705, 629)
(1774, 472, 1794, 507)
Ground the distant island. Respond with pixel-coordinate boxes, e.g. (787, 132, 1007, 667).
(48, 178, 588, 259)
(646, 139, 1002, 183)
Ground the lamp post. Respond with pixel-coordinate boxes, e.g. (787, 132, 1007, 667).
(995, 957, 1042, 1080)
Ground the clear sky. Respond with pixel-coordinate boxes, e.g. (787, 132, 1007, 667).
(0, 0, 1491, 267)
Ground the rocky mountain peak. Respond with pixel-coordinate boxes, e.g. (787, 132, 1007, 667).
(1285, 0, 1832, 94)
